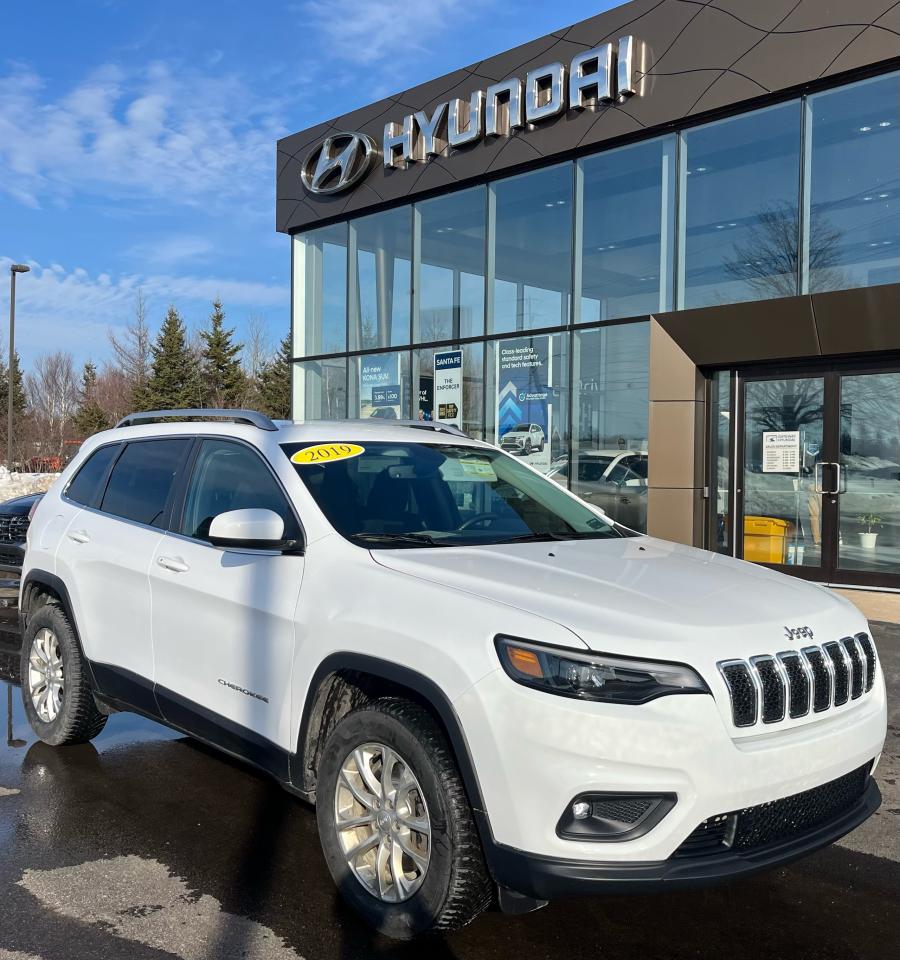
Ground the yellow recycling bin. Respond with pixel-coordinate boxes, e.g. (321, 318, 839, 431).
(743, 515, 790, 564)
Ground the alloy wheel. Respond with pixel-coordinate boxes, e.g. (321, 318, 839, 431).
(28, 628, 64, 723)
(333, 741, 431, 902)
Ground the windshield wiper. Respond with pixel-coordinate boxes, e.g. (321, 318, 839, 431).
(352, 532, 449, 548)
(489, 532, 568, 544)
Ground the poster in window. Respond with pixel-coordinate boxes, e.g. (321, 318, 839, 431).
(495, 336, 552, 471)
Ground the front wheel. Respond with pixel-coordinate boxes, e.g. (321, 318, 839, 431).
(315, 699, 492, 939)
(20, 602, 107, 746)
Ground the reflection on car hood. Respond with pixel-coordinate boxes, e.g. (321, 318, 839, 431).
(370, 537, 863, 660)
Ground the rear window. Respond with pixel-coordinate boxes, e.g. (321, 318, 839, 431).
(100, 439, 191, 528)
(66, 444, 120, 507)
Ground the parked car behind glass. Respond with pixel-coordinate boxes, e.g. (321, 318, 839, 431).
(0, 493, 44, 641)
(548, 450, 648, 530)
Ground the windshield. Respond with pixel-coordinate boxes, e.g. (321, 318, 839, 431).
(283, 441, 628, 548)
(512, 423, 531, 431)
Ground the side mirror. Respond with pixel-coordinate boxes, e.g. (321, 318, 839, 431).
(208, 509, 300, 553)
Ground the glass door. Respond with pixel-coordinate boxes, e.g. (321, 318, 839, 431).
(835, 371, 900, 584)
(730, 363, 900, 589)
(738, 374, 829, 578)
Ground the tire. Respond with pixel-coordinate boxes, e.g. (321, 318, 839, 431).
(316, 698, 492, 939)
(20, 602, 107, 746)
(524, 439, 532, 456)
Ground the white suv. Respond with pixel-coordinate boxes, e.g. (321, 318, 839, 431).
(20, 410, 886, 939)
(499, 422, 545, 455)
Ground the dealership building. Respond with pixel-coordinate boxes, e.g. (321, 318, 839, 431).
(277, 0, 900, 590)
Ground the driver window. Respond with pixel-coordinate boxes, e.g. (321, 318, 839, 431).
(180, 439, 298, 542)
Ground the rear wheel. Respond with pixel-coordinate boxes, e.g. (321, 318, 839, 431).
(316, 699, 491, 939)
(20, 603, 107, 746)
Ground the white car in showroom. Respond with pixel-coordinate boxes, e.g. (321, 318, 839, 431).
(20, 410, 886, 939)
(499, 421, 545, 455)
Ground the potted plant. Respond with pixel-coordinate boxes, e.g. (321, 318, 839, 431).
(857, 514, 883, 549)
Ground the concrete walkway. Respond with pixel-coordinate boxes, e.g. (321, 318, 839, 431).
(832, 589, 899, 624)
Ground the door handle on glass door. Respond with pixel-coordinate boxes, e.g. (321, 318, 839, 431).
(68, 530, 90, 544)
(157, 556, 189, 573)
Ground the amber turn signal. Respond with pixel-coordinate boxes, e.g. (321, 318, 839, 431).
(507, 646, 544, 678)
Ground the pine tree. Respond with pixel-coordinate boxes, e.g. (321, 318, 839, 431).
(256, 331, 291, 420)
(73, 361, 111, 436)
(199, 299, 246, 408)
(0, 349, 27, 417)
(146, 306, 196, 409)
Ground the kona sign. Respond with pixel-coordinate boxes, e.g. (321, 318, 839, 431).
(301, 36, 642, 195)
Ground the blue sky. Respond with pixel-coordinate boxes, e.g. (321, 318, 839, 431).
(0, 0, 617, 372)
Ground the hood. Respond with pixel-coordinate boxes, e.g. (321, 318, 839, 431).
(370, 536, 864, 663)
(0, 493, 43, 516)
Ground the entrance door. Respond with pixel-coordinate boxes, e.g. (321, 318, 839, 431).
(733, 363, 900, 589)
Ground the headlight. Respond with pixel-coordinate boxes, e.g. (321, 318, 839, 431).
(495, 636, 709, 704)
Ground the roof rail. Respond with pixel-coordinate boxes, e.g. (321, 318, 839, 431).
(394, 420, 469, 438)
(115, 409, 279, 432)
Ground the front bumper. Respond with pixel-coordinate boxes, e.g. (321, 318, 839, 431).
(486, 775, 881, 900)
(455, 666, 887, 883)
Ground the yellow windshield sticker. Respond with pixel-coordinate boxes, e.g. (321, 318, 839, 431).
(291, 443, 365, 465)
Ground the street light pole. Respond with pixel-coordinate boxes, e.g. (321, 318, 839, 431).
(7, 264, 30, 470)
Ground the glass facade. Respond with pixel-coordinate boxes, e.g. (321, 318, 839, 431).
(290, 70, 900, 534)
(579, 137, 676, 320)
(351, 208, 411, 351)
(680, 101, 802, 308)
(489, 165, 572, 335)
(415, 187, 486, 342)
(804, 73, 900, 292)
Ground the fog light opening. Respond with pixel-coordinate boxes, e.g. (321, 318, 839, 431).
(557, 792, 677, 841)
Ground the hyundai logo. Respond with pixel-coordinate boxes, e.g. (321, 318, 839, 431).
(301, 132, 378, 195)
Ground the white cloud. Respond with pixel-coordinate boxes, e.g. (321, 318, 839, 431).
(0, 256, 287, 367)
(0, 61, 288, 209)
(299, 0, 489, 68)
(125, 235, 214, 267)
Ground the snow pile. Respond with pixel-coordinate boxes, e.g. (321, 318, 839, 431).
(0, 467, 60, 502)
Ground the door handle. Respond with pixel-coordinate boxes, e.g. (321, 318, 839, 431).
(157, 555, 189, 573)
(68, 530, 90, 544)
(814, 461, 825, 494)
(815, 462, 843, 495)
(833, 462, 844, 495)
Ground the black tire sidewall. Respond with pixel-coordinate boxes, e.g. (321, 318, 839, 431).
(20, 605, 82, 746)
(316, 707, 459, 940)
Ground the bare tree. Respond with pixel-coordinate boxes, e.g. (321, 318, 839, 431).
(243, 316, 272, 381)
(25, 351, 80, 463)
(241, 315, 273, 409)
(109, 289, 153, 409)
(724, 202, 847, 298)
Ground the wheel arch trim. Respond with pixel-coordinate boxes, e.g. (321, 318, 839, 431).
(294, 652, 495, 843)
(20, 568, 99, 692)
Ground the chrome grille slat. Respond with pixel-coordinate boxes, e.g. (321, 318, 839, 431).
(802, 646, 832, 713)
(777, 651, 810, 718)
(856, 633, 877, 692)
(824, 641, 850, 706)
(718, 661, 757, 727)
(718, 637, 877, 729)
(751, 655, 785, 724)
(842, 636, 864, 699)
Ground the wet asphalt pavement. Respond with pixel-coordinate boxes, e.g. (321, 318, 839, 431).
(0, 625, 897, 960)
